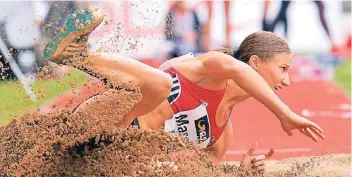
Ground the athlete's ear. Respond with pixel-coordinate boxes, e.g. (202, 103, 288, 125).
(248, 55, 260, 71)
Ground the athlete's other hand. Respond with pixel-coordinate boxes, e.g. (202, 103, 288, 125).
(280, 112, 325, 142)
(240, 142, 274, 173)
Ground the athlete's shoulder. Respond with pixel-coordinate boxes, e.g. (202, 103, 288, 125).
(159, 53, 195, 70)
(198, 51, 233, 62)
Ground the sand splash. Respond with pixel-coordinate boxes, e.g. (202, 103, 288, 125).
(0, 85, 350, 177)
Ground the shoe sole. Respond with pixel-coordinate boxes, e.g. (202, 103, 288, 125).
(44, 7, 104, 63)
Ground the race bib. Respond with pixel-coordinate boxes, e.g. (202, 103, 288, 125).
(164, 103, 211, 149)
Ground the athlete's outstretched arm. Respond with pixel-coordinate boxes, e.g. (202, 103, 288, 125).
(201, 51, 325, 142)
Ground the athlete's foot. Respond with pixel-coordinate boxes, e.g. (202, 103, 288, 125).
(44, 7, 104, 65)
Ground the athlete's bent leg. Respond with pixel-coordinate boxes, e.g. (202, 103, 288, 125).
(44, 7, 172, 127)
(82, 53, 173, 127)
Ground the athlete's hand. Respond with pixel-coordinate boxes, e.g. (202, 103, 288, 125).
(240, 142, 274, 173)
(280, 112, 325, 142)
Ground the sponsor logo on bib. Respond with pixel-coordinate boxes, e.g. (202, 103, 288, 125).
(194, 115, 210, 143)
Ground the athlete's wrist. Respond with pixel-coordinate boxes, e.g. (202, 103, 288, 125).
(275, 104, 292, 121)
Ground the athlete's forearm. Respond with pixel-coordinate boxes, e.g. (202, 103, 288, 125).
(229, 62, 291, 121)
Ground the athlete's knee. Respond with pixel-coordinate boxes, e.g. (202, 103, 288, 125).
(139, 69, 172, 100)
(156, 72, 173, 99)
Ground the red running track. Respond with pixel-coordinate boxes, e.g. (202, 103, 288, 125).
(223, 79, 351, 161)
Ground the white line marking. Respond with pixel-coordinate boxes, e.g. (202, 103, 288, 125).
(225, 148, 312, 155)
(0, 38, 37, 101)
(302, 109, 351, 119)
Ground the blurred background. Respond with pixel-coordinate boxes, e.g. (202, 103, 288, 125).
(0, 1, 350, 161)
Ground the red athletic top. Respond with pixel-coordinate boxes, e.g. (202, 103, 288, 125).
(163, 67, 230, 148)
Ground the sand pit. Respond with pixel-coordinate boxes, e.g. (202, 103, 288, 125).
(265, 154, 351, 176)
(229, 154, 351, 177)
(0, 85, 351, 177)
(0, 87, 242, 177)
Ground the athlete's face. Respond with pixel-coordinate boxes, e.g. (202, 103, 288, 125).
(250, 53, 292, 94)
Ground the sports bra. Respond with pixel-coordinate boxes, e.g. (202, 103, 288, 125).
(163, 59, 230, 148)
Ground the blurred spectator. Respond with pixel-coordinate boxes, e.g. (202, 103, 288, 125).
(262, 1, 271, 32)
(203, 1, 232, 50)
(313, 1, 337, 53)
(265, 1, 337, 53)
(165, 2, 203, 58)
(270, 1, 290, 37)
